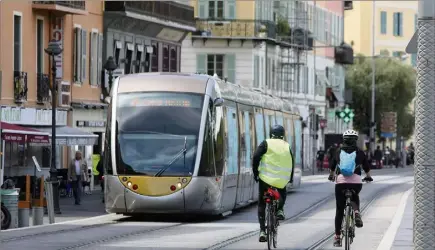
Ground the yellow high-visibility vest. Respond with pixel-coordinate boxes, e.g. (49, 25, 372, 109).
(259, 139, 293, 189)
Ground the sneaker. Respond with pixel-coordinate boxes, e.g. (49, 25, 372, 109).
(259, 231, 267, 242)
(276, 210, 285, 220)
(333, 235, 341, 247)
(355, 212, 363, 228)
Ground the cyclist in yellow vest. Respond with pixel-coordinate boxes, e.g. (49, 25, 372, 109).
(253, 125, 294, 242)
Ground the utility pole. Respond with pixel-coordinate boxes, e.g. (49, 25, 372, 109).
(414, 0, 435, 249)
(370, 0, 376, 159)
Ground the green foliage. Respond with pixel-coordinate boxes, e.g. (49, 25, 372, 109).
(346, 54, 416, 139)
(276, 16, 290, 36)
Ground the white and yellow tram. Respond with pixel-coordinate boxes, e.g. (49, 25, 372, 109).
(103, 73, 303, 216)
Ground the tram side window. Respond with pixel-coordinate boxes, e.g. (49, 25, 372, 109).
(198, 108, 216, 176)
(214, 106, 225, 176)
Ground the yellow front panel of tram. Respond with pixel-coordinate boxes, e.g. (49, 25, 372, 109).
(118, 176, 192, 196)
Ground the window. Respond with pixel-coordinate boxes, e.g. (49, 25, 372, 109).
(393, 12, 403, 36)
(113, 40, 122, 66)
(14, 14, 22, 72)
(36, 18, 43, 73)
(253, 56, 259, 88)
(169, 47, 177, 72)
(74, 27, 87, 83)
(198, 106, 216, 176)
(135, 44, 144, 73)
(380, 11, 387, 34)
(207, 54, 224, 78)
(208, 0, 224, 19)
(162, 45, 169, 72)
(89, 31, 103, 85)
(151, 42, 158, 72)
(124, 43, 133, 74)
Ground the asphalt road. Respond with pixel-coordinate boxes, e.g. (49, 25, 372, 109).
(0, 167, 414, 250)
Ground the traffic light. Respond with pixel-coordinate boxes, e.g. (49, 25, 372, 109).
(338, 107, 355, 123)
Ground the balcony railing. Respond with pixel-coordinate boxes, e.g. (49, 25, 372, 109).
(194, 19, 276, 39)
(14, 71, 28, 104)
(37, 73, 50, 104)
(105, 1, 195, 27)
(33, 1, 85, 10)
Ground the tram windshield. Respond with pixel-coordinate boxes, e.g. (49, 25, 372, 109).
(115, 92, 204, 176)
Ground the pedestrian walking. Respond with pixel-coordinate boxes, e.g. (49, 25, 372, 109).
(67, 151, 88, 205)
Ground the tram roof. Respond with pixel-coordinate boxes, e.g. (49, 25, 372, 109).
(115, 73, 299, 116)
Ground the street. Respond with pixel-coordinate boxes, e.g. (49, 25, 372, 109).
(0, 168, 413, 250)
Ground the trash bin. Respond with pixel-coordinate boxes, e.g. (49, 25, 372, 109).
(1, 188, 20, 229)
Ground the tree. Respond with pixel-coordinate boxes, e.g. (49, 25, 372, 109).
(345, 54, 416, 139)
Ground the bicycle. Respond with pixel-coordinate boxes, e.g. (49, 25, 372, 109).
(264, 187, 281, 250)
(341, 189, 356, 250)
(338, 177, 373, 250)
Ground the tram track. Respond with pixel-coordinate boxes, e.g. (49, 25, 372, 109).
(202, 174, 412, 250)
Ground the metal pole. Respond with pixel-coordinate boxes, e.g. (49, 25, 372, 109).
(50, 54, 61, 214)
(370, 0, 376, 159)
(414, 1, 435, 248)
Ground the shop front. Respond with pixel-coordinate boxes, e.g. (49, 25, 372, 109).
(71, 102, 107, 189)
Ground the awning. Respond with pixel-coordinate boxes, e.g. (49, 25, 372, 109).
(331, 90, 345, 103)
(1, 122, 50, 144)
(28, 126, 98, 146)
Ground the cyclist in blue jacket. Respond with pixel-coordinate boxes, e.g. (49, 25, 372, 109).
(328, 129, 373, 247)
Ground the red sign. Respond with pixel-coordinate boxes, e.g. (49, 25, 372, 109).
(2, 133, 25, 143)
(28, 134, 49, 144)
(320, 119, 327, 129)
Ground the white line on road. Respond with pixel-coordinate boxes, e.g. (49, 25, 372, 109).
(4, 213, 117, 232)
(376, 187, 413, 250)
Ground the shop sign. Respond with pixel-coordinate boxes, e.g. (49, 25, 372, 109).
(50, 137, 97, 146)
(28, 134, 50, 144)
(1, 107, 67, 126)
(2, 133, 25, 142)
(76, 121, 106, 128)
(51, 16, 63, 79)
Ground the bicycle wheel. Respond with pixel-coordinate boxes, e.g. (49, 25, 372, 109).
(266, 203, 273, 250)
(344, 206, 352, 250)
(272, 205, 278, 248)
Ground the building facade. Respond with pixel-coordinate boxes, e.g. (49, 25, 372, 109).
(0, 1, 104, 178)
(344, 1, 417, 67)
(181, 0, 347, 170)
(102, 1, 195, 97)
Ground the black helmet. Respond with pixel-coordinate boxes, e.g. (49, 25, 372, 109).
(270, 125, 285, 139)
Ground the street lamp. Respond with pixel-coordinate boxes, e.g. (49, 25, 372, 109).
(104, 56, 117, 96)
(44, 40, 63, 214)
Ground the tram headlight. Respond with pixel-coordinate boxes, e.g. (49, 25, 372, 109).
(177, 182, 182, 188)
(127, 181, 132, 187)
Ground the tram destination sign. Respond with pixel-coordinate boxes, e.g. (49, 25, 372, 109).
(76, 120, 106, 128)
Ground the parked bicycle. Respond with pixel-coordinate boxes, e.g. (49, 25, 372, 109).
(263, 187, 281, 249)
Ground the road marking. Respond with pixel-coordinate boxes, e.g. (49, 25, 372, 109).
(376, 187, 413, 250)
(5, 214, 116, 232)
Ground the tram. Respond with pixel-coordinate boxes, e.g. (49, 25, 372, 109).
(103, 73, 303, 216)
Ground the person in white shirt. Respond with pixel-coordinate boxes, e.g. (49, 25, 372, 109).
(67, 151, 87, 205)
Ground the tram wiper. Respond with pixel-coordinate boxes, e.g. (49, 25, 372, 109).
(154, 136, 187, 177)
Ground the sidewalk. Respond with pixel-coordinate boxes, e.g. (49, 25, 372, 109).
(28, 187, 106, 226)
(391, 190, 414, 250)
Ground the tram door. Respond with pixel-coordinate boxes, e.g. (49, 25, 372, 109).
(252, 107, 265, 202)
(235, 105, 254, 207)
(222, 105, 239, 210)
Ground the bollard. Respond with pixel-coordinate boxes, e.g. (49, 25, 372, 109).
(18, 208, 30, 228)
(1, 188, 20, 229)
(44, 181, 55, 224)
(32, 206, 44, 226)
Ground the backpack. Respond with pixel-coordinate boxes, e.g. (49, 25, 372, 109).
(338, 150, 357, 176)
